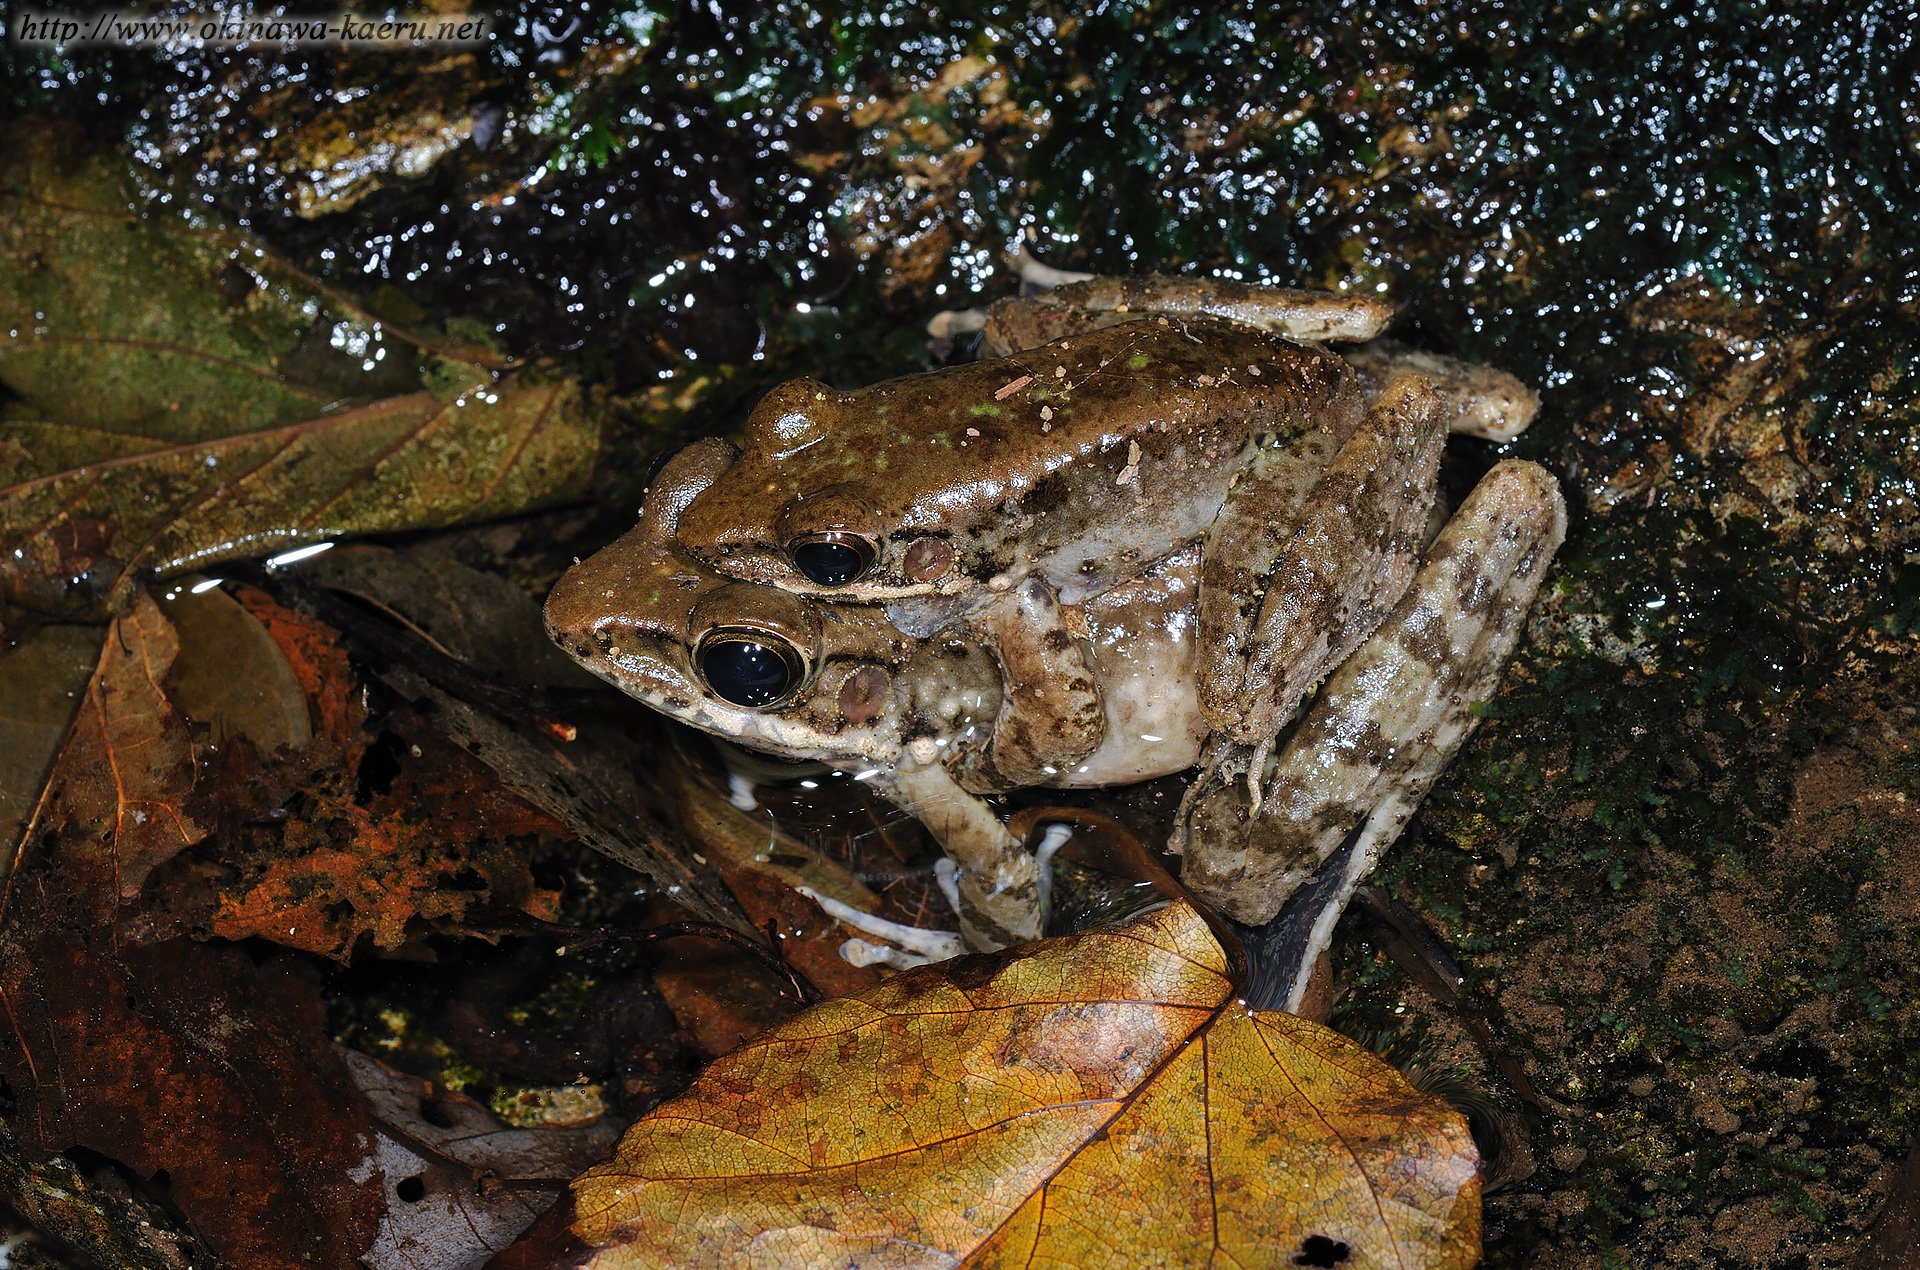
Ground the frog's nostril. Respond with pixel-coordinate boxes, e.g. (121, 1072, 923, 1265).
(788, 533, 876, 587)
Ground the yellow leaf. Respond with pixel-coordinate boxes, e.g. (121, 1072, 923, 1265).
(501, 901, 1479, 1270)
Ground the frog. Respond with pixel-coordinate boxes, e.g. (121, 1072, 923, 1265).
(545, 423, 1566, 1006)
(662, 276, 1544, 803)
(668, 275, 1538, 621)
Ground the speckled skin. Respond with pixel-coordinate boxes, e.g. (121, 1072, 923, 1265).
(675, 317, 1365, 614)
(1181, 461, 1569, 936)
(546, 444, 1565, 953)
(545, 281, 1564, 954)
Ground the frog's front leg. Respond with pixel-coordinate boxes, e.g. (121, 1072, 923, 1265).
(960, 577, 1104, 790)
(885, 578, 1099, 950)
(1182, 459, 1568, 1006)
(877, 759, 1042, 951)
(1197, 374, 1449, 751)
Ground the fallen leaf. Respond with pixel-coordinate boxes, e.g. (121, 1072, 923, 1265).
(159, 580, 313, 751)
(231, 578, 363, 738)
(135, 585, 568, 957)
(175, 717, 567, 956)
(667, 749, 884, 998)
(3, 590, 209, 903)
(0, 594, 384, 1269)
(297, 541, 604, 690)
(0, 620, 103, 852)
(0, 121, 423, 437)
(346, 1046, 622, 1270)
(496, 901, 1480, 1270)
(649, 931, 812, 1060)
(0, 119, 600, 616)
(3, 381, 599, 617)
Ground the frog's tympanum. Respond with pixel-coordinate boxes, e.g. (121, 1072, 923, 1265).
(547, 277, 1566, 1007)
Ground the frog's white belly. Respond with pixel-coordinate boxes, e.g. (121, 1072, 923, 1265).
(1059, 543, 1209, 786)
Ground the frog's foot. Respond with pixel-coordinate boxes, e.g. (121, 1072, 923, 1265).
(1010, 243, 1096, 292)
(1343, 339, 1541, 443)
(797, 886, 968, 969)
(1197, 373, 1449, 750)
(1182, 459, 1569, 928)
(925, 247, 1098, 343)
(926, 308, 988, 341)
(936, 821, 1070, 926)
(879, 760, 1045, 951)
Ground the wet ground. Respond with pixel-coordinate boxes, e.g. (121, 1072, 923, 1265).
(7, 2, 1920, 1266)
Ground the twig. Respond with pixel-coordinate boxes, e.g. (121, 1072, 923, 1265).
(232, 563, 635, 741)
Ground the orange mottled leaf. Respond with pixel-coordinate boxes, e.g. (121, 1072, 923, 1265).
(497, 901, 1479, 1270)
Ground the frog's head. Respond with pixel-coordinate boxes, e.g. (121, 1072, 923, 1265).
(543, 438, 925, 768)
(665, 376, 990, 603)
(669, 333, 1160, 604)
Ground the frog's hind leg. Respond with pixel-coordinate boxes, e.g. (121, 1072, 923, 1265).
(1182, 460, 1568, 963)
(971, 274, 1397, 358)
(1344, 339, 1542, 443)
(1197, 374, 1450, 756)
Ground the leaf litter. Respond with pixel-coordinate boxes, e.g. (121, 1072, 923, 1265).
(0, 592, 385, 1270)
(497, 901, 1480, 1270)
(0, 120, 601, 619)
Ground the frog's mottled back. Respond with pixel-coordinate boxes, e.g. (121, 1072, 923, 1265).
(673, 319, 1362, 608)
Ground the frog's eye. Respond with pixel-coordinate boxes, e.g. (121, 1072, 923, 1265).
(787, 533, 877, 587)
(696, 628, 807, 708)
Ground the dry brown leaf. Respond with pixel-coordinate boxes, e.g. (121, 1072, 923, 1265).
(0, 620, 104, 852)
(2, 591, 208, 903)
(160, 580, 313, 751)
(668, 751, 883, 999)
(496, 901, 1479, 1270)
(346, 1046, 622, 1270)
(0, 592, 384, 1269)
